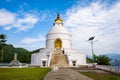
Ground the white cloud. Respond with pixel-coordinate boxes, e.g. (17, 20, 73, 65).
(64, 1, 120, 55)
(20, 35, 45, 50)
(0, 8, 39, 32)
(14, 14, 38, 31)
(21, 35, 45, 44)
(14, 43, 45, 51)
(0, 9, 15, 26)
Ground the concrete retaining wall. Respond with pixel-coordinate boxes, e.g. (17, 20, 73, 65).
(96, 65, 120, 74)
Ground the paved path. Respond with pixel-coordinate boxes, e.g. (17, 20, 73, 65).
(76, 69, 109, 73)
(44, 68, 93, 80)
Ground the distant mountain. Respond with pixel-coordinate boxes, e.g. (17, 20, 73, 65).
(105, 53, 120, 60)
(87, 53, 120, 66)
(105, 53, 120, 66)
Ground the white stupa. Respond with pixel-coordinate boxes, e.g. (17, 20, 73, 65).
(31, 14, 86, 67)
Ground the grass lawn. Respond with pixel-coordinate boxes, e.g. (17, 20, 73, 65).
(80, 71, 120, 80)
(0, 68, 51, 80)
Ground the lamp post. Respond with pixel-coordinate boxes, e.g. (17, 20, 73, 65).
(87, 36, 97, 66)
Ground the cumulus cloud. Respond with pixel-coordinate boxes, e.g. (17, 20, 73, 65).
(64, 1, 120, 55)
(13, 14, 38, 31)
(0, 9, 15, 26)
(0, 8, 38, 32)
(21, 35, 45, 44)
(20, 34, 45, 50)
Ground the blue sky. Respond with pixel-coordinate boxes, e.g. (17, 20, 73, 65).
(0, 0, 120, 55)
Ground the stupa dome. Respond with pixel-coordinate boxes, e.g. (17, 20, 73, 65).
(47, 25, 69, 35)
(47, 14, 68, 35)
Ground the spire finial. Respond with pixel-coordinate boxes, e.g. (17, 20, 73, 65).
(54, 13, 62, 23)
(57, 13, 60, 18)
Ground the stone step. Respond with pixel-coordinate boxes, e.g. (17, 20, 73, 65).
(50, 50, 68, 67)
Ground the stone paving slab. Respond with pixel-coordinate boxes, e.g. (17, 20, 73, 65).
(44, 68, 93, 80)
(76, 69, 109, 73)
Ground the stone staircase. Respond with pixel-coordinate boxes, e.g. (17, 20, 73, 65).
(50, 49, 69, 67)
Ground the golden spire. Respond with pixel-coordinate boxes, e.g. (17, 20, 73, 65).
(54, 13, 63, 23)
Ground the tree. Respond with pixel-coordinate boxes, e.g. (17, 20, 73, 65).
(93, 53, 98, 62)
(0, 44, 31, 63)
(87, 53, 98, 63)
(87, 57, 92, 63)
(0, 34, 7, 64)
(15, 48, 31, 63)
(96, 55, 111, 65)
(87, 54, 111, 65)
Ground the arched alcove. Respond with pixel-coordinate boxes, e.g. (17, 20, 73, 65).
(54, 38, 62, 48)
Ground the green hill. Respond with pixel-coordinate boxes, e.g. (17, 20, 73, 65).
(0, 44, 31, 63)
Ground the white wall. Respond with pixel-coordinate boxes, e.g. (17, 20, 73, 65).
(46, 33, 72, 49)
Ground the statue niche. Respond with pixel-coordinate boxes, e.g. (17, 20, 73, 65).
(54, 38, 62, 48)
